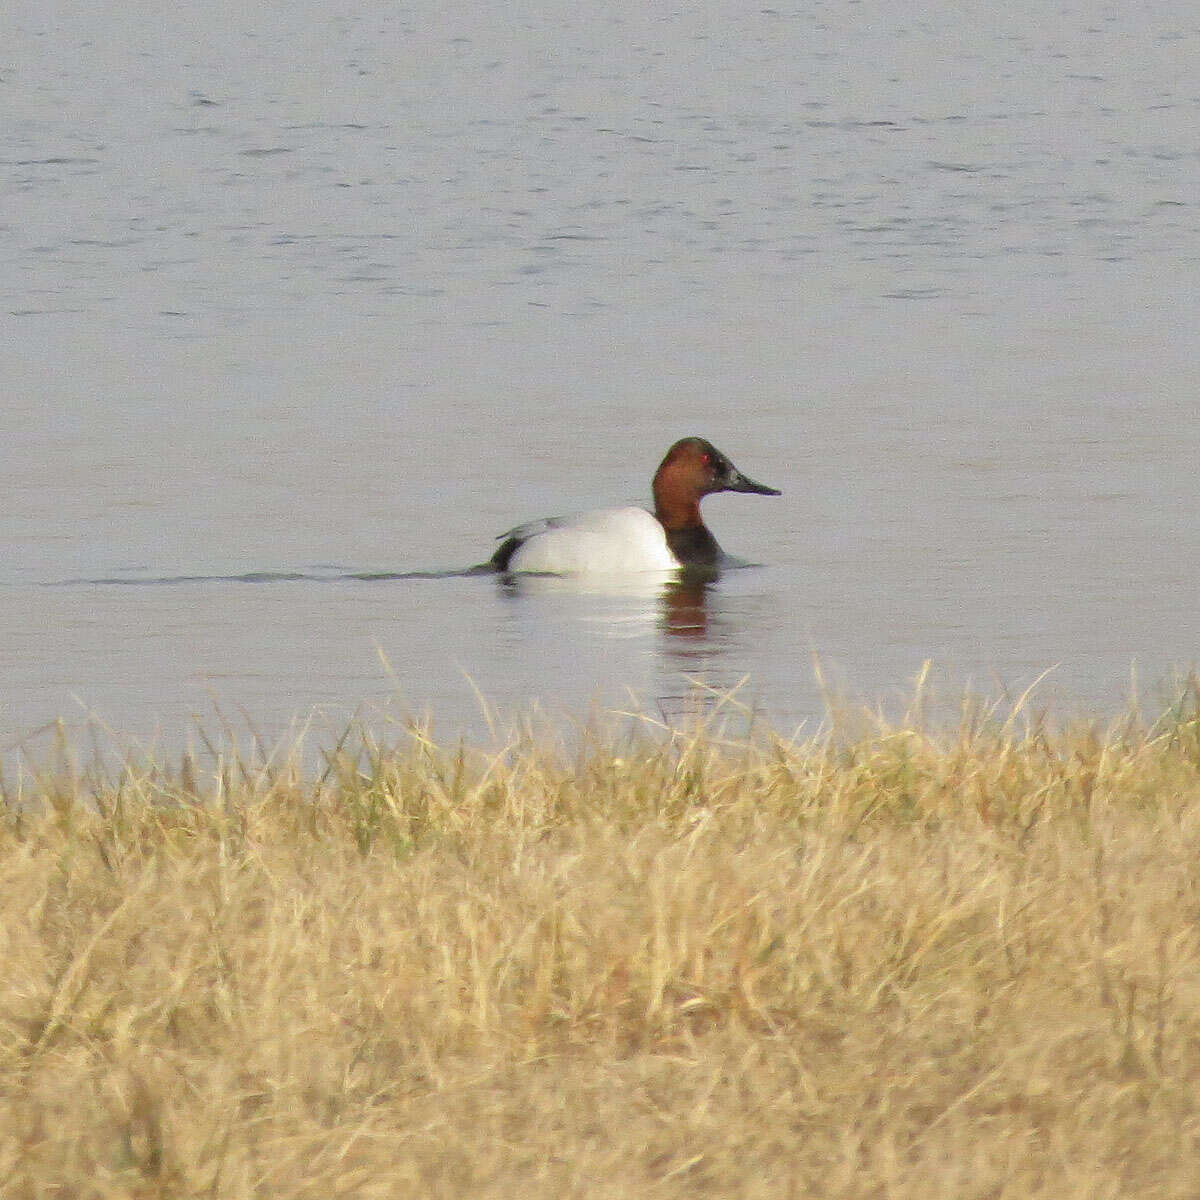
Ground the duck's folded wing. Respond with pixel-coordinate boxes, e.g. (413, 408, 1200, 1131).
(494, 516, 565, 544)
(490, 516, 565, 571)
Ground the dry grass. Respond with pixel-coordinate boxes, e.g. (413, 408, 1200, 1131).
(4, 685, 1200, 1198)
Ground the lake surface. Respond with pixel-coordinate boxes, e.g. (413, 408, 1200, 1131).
(2, 1, 1198, 755)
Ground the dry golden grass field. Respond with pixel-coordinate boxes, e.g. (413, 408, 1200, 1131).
(3, 684, 1200, 1198)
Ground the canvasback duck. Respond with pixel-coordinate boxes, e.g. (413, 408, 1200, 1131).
(491, 437, 780, 575)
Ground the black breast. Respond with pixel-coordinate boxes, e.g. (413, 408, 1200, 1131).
(666, 525, 721, 567)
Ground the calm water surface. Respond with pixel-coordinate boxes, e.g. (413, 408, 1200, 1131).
(2, 2, 1198, 751)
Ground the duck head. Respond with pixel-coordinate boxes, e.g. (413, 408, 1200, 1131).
(652, 437, 780, 529)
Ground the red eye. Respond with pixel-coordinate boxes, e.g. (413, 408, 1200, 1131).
(701, 453, 712, 465)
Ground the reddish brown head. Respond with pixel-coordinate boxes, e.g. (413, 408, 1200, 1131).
(651, 437, 780, 531)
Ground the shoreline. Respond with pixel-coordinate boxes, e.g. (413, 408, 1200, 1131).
(4, 689, 1200, 1194)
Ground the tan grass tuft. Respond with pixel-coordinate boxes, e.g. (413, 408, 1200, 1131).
(4, 688, 1200, 1197)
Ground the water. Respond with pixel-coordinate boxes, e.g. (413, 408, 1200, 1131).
(2, 1, 1198, 752)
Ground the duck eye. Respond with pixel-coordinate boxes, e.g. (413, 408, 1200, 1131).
(701, 453, 712, 466)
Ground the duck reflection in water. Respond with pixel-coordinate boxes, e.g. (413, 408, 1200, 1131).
(494, 569, 715, 635)
(660, 575, 711, 640)
(493, 569, 727, 659)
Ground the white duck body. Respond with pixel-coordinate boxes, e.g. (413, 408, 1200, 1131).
(504, 506, 680, 575)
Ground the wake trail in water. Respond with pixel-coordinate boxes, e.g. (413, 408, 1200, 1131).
(42, 566, 494, 587)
